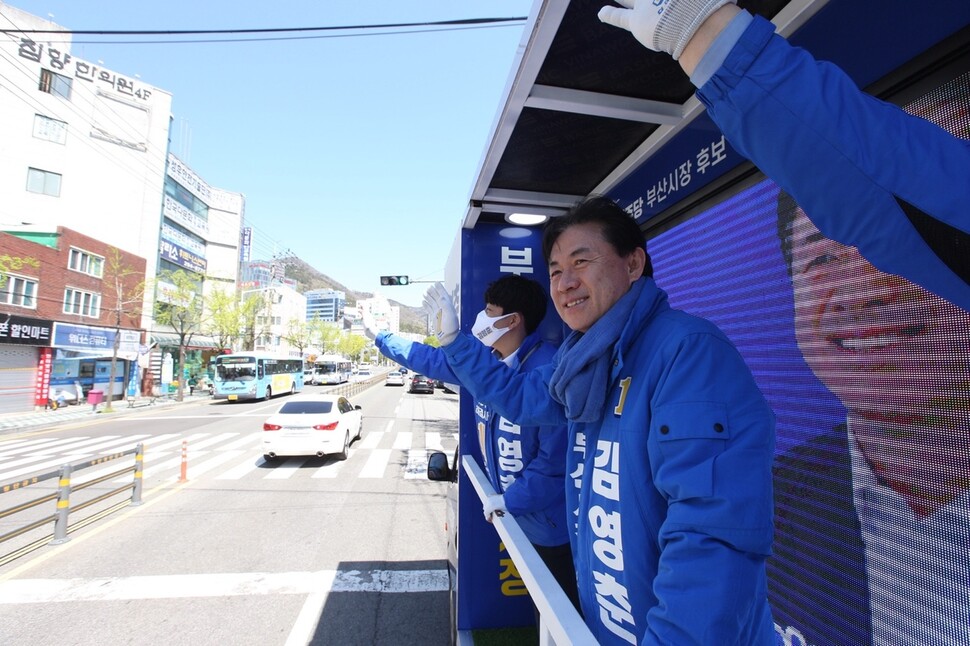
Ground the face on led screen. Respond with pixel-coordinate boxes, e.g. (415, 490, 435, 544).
(645, 71, 970, 646)
(786, 206, 970, 514)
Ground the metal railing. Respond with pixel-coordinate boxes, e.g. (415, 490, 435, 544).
(461, 456, 596, 646)
(329, 372, 386, 397)
(0, 443, 144, 567)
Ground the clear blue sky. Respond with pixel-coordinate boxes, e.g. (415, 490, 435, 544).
(10, 1, 533, 307)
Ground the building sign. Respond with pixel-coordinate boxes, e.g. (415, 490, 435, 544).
(52, 323, 139, 358)
(161, 222, 205, 256)
(163, 195, 209, 237)
(17, 39, 154, 102)
(610, 113, 742, 223)
(0, 313, 53, 346)
(240, 227, 252, 262)
(167, 154, 213, 203)
(160, 239, 207, 274)
(35, 347, 53, 407)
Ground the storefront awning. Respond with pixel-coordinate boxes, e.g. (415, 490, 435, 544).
(150, 332, 221, 349)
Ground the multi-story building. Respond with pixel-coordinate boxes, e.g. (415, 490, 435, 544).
(0, 4, 170, 314)
(154, 154, 244, 383)
(243, 283, 308, 358)
(305, 288, 345, 323)
(238, 259, 297, 292)
(0, 227, 146, 412)
(0, 4, 246, 392)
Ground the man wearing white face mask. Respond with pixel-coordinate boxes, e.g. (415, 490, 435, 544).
(372, 274, 581, 614)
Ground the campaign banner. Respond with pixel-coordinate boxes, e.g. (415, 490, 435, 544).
(455, 222, 556, 631)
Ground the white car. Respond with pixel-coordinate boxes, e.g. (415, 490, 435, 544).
(262, 395, 362, 461)
(385, 371, 405, 386)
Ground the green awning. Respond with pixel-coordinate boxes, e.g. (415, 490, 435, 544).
(150, 333, 221, 349)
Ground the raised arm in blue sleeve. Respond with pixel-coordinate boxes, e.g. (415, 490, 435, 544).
(696, 14, 970, 309)
(374, 332, 459, 384)
(442, 334, 567, 426)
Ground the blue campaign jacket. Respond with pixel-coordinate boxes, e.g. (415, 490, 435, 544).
(697, 14, 970, 310)
(443, 279, 776, 646)
(375, 331, 570, 547)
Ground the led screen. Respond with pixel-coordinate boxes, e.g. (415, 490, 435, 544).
(647, 73, 969, 645)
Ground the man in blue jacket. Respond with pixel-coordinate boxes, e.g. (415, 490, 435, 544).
(428, 197, 776, 645)
(598, 0, 970, 311)
(372, 274, 580, 613)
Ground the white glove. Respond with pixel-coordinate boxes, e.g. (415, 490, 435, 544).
(362, 314, 382, 341)
(483, 494, 507, 522)
(598, 0, 736, 60)
(423, 282, 459, 346)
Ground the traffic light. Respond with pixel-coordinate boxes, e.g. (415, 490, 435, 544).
(380, 275, 409, 286)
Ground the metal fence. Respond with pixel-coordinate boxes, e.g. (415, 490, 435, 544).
(0, 443, 144, 567)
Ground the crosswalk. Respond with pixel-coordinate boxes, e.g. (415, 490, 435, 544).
(0, 429, 458, 486)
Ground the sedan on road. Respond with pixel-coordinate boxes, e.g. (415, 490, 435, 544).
(385, 371, 406, 386)
(262, 395, 362, 461)
(409, 374, 435, 394)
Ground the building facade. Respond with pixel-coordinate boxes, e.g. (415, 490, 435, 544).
(0, 2, 172, 322)
(153, 154, 244, 387)
(0, 4, 248, 394)
(305, 288, 345, 323)
(0, 227, 146, 412)
(243, 283, 308, 358)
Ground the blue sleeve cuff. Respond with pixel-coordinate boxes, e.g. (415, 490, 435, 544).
(690, 9, 753, 88)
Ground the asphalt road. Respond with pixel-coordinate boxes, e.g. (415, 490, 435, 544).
(0, 381, 459, 646)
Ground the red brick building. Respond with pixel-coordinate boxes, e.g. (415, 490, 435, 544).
(0, 227, 148, 413)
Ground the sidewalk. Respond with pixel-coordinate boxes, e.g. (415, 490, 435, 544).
(0, 393, 208, 436)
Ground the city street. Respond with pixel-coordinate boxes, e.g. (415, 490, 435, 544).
(0, 381, 459, 646)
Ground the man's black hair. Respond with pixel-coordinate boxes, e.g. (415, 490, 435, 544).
(541, 195, 654, 278)
(483, 274, 548, 335)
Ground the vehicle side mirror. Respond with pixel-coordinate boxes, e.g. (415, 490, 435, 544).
(427, 450, 452, 481)
(354, 405, 362, 410)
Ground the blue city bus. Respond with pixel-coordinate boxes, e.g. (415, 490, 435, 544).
(211, 353, 305, 401)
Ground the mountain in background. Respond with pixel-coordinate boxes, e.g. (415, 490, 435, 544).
(278, 255, 428, 335)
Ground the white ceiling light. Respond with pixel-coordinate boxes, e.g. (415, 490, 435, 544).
(506, 212, 549, 226)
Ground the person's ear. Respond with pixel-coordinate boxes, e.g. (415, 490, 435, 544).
(628, 248, 647, 281)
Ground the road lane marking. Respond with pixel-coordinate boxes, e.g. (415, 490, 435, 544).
(165, 449, 245, 480)
(0, 568, 449, 603)
(283, 568, 449, 646)
(215, 456, 262, 480)
(263, 457, 306, 479)
(358, 431, 383, 450)
(359, 449, 391, 478)
(393, 431, 412, 450)
(311, 459, 345, 479)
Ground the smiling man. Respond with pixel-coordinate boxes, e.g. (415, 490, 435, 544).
(770, 192, 970, 645)
(432, 196, 777, 645)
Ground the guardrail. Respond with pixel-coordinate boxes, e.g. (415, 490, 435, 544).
(0, 443, 144, 567)
(461, 456, 596, 646)
(329, 373, 386, 398)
